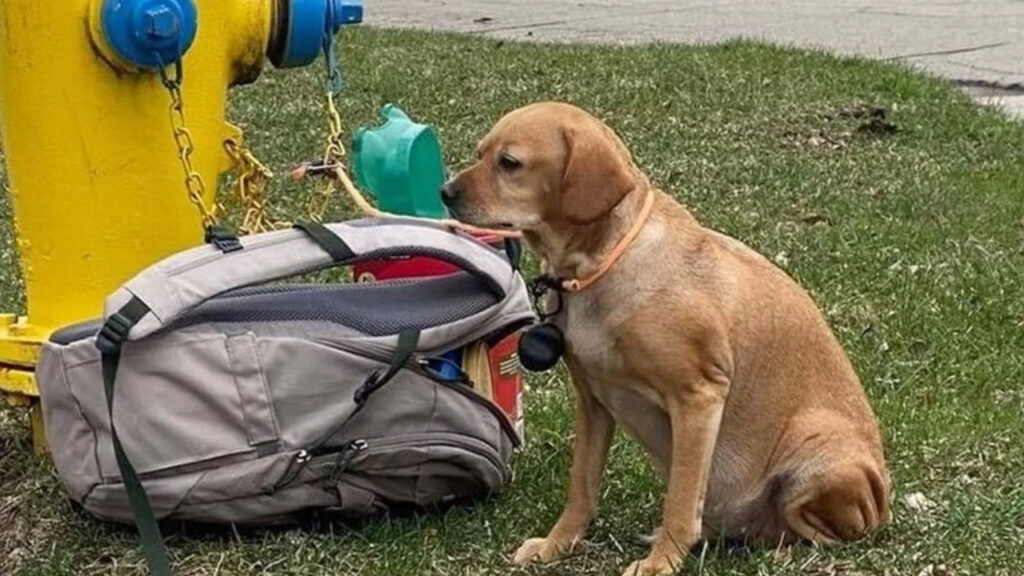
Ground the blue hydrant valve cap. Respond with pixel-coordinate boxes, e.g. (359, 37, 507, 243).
(331, 0, 363, 29)
(270, 0, 363, 69)
(100, 0, 198, 70)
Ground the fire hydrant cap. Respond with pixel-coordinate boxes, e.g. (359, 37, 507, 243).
(100, 0, 198, 70)
(270, 0, 363, 69)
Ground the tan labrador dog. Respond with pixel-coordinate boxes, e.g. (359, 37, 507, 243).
(442, 102, 889, 576)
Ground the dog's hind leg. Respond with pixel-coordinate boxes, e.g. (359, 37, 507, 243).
(770, 411, 890, 544)
(779, 460, 888, 543)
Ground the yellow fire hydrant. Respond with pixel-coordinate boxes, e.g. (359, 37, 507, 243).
(0, 0, 361, 448)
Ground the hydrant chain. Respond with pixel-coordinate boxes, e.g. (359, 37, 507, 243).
(158, 58, 219, 231)
(223, 138, 285, 234)
(306, 29, 349, 223)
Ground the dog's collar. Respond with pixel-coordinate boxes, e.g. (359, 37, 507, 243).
(539, 188, 656, 293)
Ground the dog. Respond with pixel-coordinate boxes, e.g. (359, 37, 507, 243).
(442, 102, 890, 576)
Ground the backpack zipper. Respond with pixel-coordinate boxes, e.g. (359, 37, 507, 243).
(273, 433, 506, 492)
(310, 337, 522, 448)
(349, 433, 508, 476)
(272, 439, 367, 492)
(325, 439, 368, 484)
(413, 361, 521, 449)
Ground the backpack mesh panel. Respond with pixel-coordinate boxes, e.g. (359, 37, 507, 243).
(171, 272, 498, 336)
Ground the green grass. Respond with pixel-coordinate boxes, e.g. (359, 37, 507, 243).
(3, 27, 1024, 575)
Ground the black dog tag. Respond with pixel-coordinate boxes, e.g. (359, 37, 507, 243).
(518, 322, 565, 372)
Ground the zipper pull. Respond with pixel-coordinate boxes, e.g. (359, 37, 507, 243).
(328, 439, 368, 484)
(271, 449, 312, 493)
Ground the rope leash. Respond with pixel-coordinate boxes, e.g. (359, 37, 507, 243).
(286, 161, 523, 239)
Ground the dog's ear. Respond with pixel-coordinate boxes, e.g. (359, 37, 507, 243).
(560, 123, 636, 224)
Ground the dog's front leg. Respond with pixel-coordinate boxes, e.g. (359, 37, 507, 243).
(623, 379, 729, 576)
(513, 367, 614, 566)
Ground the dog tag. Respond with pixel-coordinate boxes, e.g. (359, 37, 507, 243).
(517, 323, 565, 372)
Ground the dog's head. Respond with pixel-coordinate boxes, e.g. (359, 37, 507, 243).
(442, 102, 638, 230)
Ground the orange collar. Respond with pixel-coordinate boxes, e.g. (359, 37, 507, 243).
(556, 188, 656, 292)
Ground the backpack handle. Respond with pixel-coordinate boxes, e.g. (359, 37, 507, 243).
(102, 218, 518, 341)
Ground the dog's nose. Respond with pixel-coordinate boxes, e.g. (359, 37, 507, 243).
(440, 182, 460, 206)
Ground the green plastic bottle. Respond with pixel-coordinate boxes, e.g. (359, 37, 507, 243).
(351, 104, 448, 218)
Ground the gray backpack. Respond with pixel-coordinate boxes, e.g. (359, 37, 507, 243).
(36, 219, 535, 574)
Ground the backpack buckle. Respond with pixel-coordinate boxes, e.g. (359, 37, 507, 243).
(204, 225, 243, 254)
(352, 371, 381, 406)
(96, 312, 134, 353)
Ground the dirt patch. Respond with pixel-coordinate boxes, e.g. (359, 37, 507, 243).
(784, 104, 899, 150)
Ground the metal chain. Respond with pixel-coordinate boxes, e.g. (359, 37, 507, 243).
(306, 29, 349, 223)
(223, 138, 288, 234)
(306, 93, 347, 222)
(157, 58, 220, 231)
(153, 30, 353, 231)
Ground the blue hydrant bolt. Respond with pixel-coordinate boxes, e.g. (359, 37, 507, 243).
(99, 0, 196, 69)
(144, 5, 180, 39)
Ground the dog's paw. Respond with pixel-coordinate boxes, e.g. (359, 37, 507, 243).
(621, 555, 679, 576)
(511, 536, 573, 566)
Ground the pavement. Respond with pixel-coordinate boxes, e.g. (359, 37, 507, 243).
(366, 0, 1024, 116)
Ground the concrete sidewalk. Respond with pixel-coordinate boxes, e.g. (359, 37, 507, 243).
(366, 0, 1024, 115)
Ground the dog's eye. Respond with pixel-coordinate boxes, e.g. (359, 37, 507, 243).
(498, 153, 522, 171)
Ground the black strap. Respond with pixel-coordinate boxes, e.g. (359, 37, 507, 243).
(307, 329, 421, 456)
(96, 297, 151, 353)
(293, 221, 355, 262)
(354, 329, 420, 405)
(503, 238, 523, 272)
(97, 299, 171, 576)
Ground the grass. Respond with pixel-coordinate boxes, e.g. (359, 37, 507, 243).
(3, 26, 1024, 576)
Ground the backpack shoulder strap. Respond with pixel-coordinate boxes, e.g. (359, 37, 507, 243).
(103, 218, 516, 341)
(97, 297, 171, 576)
